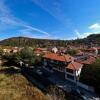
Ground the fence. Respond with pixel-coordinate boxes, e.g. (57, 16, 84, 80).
(77, 82, 94, 92)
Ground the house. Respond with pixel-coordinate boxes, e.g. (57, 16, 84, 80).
(65, 61, 83, 82)
(97, 47, 100, 54)
(76, 56, 96, 65)
(84, 47, 100, 55)
(34, 48, 48, 56)
(2, 47, 21, 54)
(43, 53, 83, 82)
(52, 47, 58, 53)
(3, 48, 11, 53)
(11, 47, 21, 53)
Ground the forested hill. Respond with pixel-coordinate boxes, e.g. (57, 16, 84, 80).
(85, 34, 100, 42)
(0, 34, 100, 47)
(0, 37, 67, 47)
(72, 34, 100, 45)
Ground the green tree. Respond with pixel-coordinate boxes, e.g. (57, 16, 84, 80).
(0, 47, 3, 57)
(2, 52, 22, 66)
(2, 47, 42, 67)
(80, 58, 100, 94)
(20, 47, 34, 59)
(65, 49, 78, 56)
(19, 47, 37, 65)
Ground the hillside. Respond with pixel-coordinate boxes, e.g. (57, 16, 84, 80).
(0, 37, 67, 47)
(82, 34, 100, 42)
(0, 66, 48, 100)
(0, 34, 100, 47)
(70, 34, 100, 46)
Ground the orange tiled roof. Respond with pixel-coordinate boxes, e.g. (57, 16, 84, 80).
(43, 53, 74, 62)
(67, 62, 83, 70)
(77, 56, 96, 65)
(97, 47, 100, 50)
(97, 55, 100, 58)
(34, 48, 43, 51)
(86, 47, 100, 51)
(34, 50, 42, 54)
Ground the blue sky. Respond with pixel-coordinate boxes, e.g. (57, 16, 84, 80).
(0, 0, 100, 40)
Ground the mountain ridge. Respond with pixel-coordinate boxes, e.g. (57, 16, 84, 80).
(0, 34, 100, 47)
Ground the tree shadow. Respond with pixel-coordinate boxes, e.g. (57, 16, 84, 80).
(0, 67, 20, 75)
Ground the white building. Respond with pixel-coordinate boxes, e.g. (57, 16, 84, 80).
(52, 47, 58, 53)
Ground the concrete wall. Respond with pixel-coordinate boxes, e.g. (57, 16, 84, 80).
(65, 74, 76, 82)
(65, 69, 77, 83)
(76, 67, 82, 76)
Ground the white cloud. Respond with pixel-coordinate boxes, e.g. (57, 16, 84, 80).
(23, 25, 50, 35)
(75, 30, 94, 39)
(18, 28, 50, 39)
(88, 23, 100, 34)
(75, 23, 100, 39)
(89, 23, 100, 30)
(75, 30, 82, 38)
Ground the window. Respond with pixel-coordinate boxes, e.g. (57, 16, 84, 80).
(50, 60, 54, 63)
(59, 61, 65, 65)
(44, 59, 46, 62)
(67, 74, 74, 80)
(58, 66, 63, 71)
(66, 68, 73, 73)
(52, 60, 58, 64)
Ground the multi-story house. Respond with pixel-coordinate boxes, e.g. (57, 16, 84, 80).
(43, 53, 83, 83)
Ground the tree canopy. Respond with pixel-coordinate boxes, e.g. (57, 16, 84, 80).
(2, 47, 42, 67)
(80, 58, 100, 94)
(0, 47, 3, 57)
(65, 49, 78, 56)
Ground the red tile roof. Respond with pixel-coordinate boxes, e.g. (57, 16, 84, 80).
(34, 48, 44, 51)
(76, 56, 96, 65)
(34, 50, 42, 54)
(67, 62, 83, 70)
(97, 47, 100, 50)
(97, 55, 100, 58)
(43, 53, 74, 62)
(85, 47, 100, 51)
